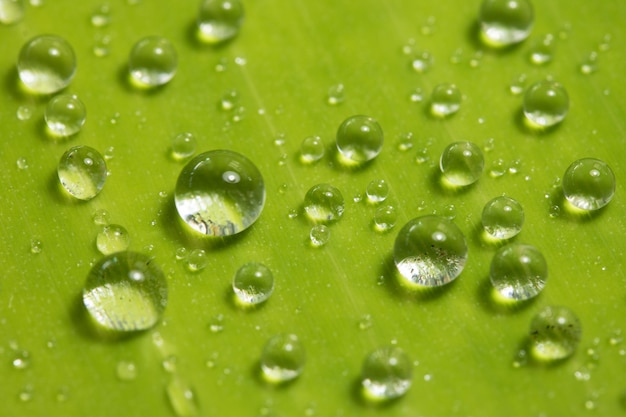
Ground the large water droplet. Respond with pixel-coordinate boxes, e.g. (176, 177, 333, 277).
(260, 334, 305, 383)
(232, 262, 274, 305)
(361, 346, 412, 401)
(523, 80, 569, 128)
(562, 158, 615, 211)
(439, 141, 484, 186)
(336, 115, 384, 163)
(175, 150, 266, 236)
(128, 36, 177, 88)
(83, 251, 168, 331)
(303, 184, 344, 223)
(57, 145, 107, 200)
(530, 305, 581, 361)
(394, 215, 468, 287)
(17, 35, 77, 94)
(490, 243, 547, 300)
(482, 196, 524, 239)
(479, 0, 534, 47)
(197, 0, 244, 44)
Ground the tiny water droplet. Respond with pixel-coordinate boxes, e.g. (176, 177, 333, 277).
(16, 105, 32, 121)
(116, 360, 138, 381)
(90, 3, 111, 27)
(16, 157, 29, 170)
(396, 132, 414, 151)
(489, 159, 507, 178)
(208, 314, 224, 333)
(45, 94, 87, 137)
(490, 243, 547, 300)
(30, 239, 43, 254)
(528, 34, 555, 65)
(93, 209, 110, 226)
(411, 51, 434, 73)
(12, 350, 30, 369)
(509, 73, 527, 95)
(162, 355, 178, 373)
(326, 83, 345, 105)
(358, 314, 373, 330)
(18, 384, 34, 402)
(299, 136, 325, 163)
(409, 87, 424, 103)
(166, 377, 199, 417)
(260, 333, 305, 383)
(336, 115, 384, 164)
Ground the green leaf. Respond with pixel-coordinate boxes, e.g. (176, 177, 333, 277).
(1, 1, 625, 416)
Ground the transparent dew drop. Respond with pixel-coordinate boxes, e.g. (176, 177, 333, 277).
(529, 305, 582, 361)
(170, 132, 197, 161)
(116, 360, 138, 381)
(219, 89, 239, 111)
(579, 51, 599, 75)
(439, 141, 484, 186)
(336, 115, 384, 163)
(96, 224, 130, 255)
(430, 83, 461, 117)
(16, 105, 32, 121)
(232, 262, 274, 305)
(186, 249, 208, 272)
(30, 238, 43, 254)
(562, 158, 615, 211)
(175, 150, 266, 237)
(90, 3, 111, 27)
(528, 34, 555, 65)
(57, 145, 107, 200)
(309, 224, 330, 247)
(366, 179, 389, 203)
(17, 35, 77, 94)
(358, 314, 373, 330)
(326, 83, 345, 105)
(260, 333, 305, 383)
(16, 157, 28, 170)
(18, 384, 34, 402)
(197, 0, 244, 44)
(128, 36, 177, 88)
(411, 51, 434, 73)
(208, 314, 224, 333)
(523, 80, 569, 128)
(12, 349, 31, 369)
(394, 215, 468, 287)
(166, 376, 199, 417)
(303, 184, 344, 223)
(93, 209, 110, 226)
(479, 0, 534, 47)
(361, 346, 412, 401)
(482, 196, 524, 239)
(162, 355, 177, 373)
(299, 136, 325, 163)
(373, 205, 397, 232)
(509, 73, 527, 95)
(490, 243, 547, 300)
(83, 251, 168, 332)
(45, 94, 87, 137)
(0, 0, 25, 24)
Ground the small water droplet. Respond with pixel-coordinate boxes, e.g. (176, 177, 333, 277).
(44, 94, 87, 137)
(93, 209, 110, 226)
(304, 184, 344, 223)
(439, 142, 484, 187)
(361, 346, 412, 401)
(411, 51, 434, 73)
(58, 146, 107, 200)
(430, 83, 462, 117)
(170, 133, 197, 161)
(0, 0, 25, 24)
(326, 83, 345, 105)
(523, 80, 569, 128)
(562, 158, 615, 211)
(528, 34, 554, 65)
(18, 384, 34, 402)
(96, 224, 130, 255)
(12, 349, 30, 369)
(489, 159, 507, 178)
(358, 314, 373, 330)
(16, 105, 32, 121)
(579, 52, 599, 75)
(309, 224, 330, 247)
(299, 136, 325, 163)
(366, 179, 389, 203)
(232, 262, 274, 305)
(482, 196, 524, 239)
(162, 355, 178, 373)
(90, 3, 111, 27)
(409, 87, 424, 103)
(479, 0, 534, 47)
(396, 132, 414, 152)
(128, 36, 177, 88)
(16, 157, 29, 170)
(509, 73, 527, 95)
(260, 333, 305, 383)
(208, 314, 224, 333)
(374, 205, 398, 232)
(18, 35, 76, 94)
(336, 115, 384, 164)
(56, 386, 70, 402)
(186, 249, 208, 272)
(30, 238, 43, 254)
(490, 243, 547, 300)
(116, 360, 138, 381)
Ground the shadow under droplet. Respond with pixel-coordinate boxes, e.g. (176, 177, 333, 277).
(350, 377, 404, 409)
(69, 293, 140, 343)
(185, 20, 238, 50)
(547, 185, 605, 223)
(428, 167, 476, 197)
(475, 277, 537, 315)
(117, 64, 169, 95)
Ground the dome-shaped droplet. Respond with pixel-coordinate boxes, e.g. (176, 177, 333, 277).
(361, 346, 412, 400)
(303, 184, 344, 223)
(394, 215, 468, 287)
(336, 115, 384, 163)
(260, 333, 305, 383)
(0, 0, 25, 24)
(430, 83, 461, 117)
(175, 150, 266, 236)
(529, 305, 581, 361)
(309, 224, 330, 247)
(57, 145, 107, 200)
(45, 94, 86, 137)
(170, 132, 197, 161)
(490, 243, 547, 300)
(562, 158, 615, 210)
(17, 35, 77, 94)
(482, 196, 524, 239)
(439, 142, 484, 186)
(523, 80, 569, 128)
(128, 36, 177, 88)
(299, 136, 325, 163)
(97, 224, 130, 255)
(479, 0, 534, 47)
(83, 251, 168, 331)
(197, 0, 244, 44)
(232, 262, 274, 305)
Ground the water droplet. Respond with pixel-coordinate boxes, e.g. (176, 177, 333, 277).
(17, 35, 77, 94)
(309, 224, 330, 247)
(208, 314, 224, 333)
(93, 209, 110, 226)
(12, 349, 30, 369)
(336, 115, 384, 164)
(197, 0, 244, 44)
(232, 262, 274, 305)
(260, 333, 305, 383)
(175, 150, 266, 236)
(430, 83, 461, 117)
(361, 346, 412, 401)
(162, 355, 177, 373)
(30, 238, 43, 254)
(57, 146, 107, 200)
(562, 158, 615, 211)
(479, 0, 534, 47)
(92, 34, 111, 57)
(396, 132, 414, 151)
(530, 305, 581, 361)
(96, 224, 130, 255)
(18, 384, 34, 402)
(90, 3, 111, 27)
(128, 36, 177, 88)
(409, 87, 424, 103)
(16, 105, 32, 121)
(0, 0, 24, 24)
(116, 360, 138, 381)
(528, 34, 555, 65)
(411, 51, 434, 73)
(55, 386, 69, 402)
(83, 251, 168, 331)
(166, 377, 199, 417)
(579, 51, 599, 75)
(358, 314, 373, 330)
(326, 83, 345, 105)
(439, 142, 484, 187)
(44, 94, 86, 137)
(186, 249, 208, 272)
(415, 147, 430, 165)
(394, 215, 468, 287)
(374, 205, 397, 232)
(299, 136, 325, 163)
(469, 50, 483, 68)
(489, 159, 507, 178)
(482, 196, 524, 239)
(442, 204, 457, 220)
(366, 179, 389, 203)
(523, 80, 569, 128)
(16, 157, 28, 170)
(170, 132, 197, 161)
(490, 243, 547, 300)
(483, 137, 495, 152)
(303, 184, 344, 223)
(509, 73, 527, 95)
